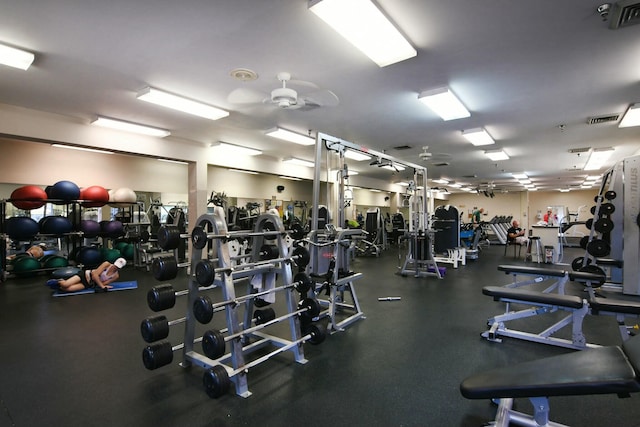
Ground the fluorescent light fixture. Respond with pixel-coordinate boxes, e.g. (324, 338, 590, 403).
(308, 0, 417, 67)
(137, 87, 229, 120)
(51, 144, 113, 155)
(381, 164, 405, 171)
(518, 179, 532, 185)
(158, 159, 188, 165)
(91, 116, 170, 137)
(418, 87, 470, 121)
(619, 103, 640, 128)
(484, 149, 509, 161)
(462, 128, 494, 146)
(0, 42, 34, 70)
(527, 187, 538, 191)
(462, 187, 475, 192)
(283, 157, 315, 168)
(397, 181, 410, 186)
(279, 176, 302, 181)
(584, 147, 614, 170)
(343, 150, 371, 161)
(449, 183, 462, 188)
(432, 178, 449, 184)
(585, 175, 600, 181)
(369, 189, 382, 193)
(512, 173, 528, 179)
(211, 142, 262, 156)
(331, 169, 359, 176)
(228, 169, 259, 175)
(266, 128, 315, 145)
(559, 189, 570, 192)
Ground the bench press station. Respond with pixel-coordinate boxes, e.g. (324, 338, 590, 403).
(460, 332, 640, 426)
(481, 264, 640, 350)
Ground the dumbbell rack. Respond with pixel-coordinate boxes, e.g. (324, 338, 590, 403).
(143, 211, 319, 398)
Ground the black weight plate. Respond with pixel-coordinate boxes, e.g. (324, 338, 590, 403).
(157, 226, 181, 250)
(571, 256, 591, 271)
(254, 298, 271, 307)
(587, 239, 610, 258)
(292, 246, 310, 268)
(203, 365, 230, 399)
(293, 272, 312, 294)
(202, 329, 226, 360)
(578, 265, 607, 287)
(585, 218, 593, 230)
(594, 195, 604, 203)
(142, 341, 173, 370)
(254, 307, 276, 325)
(303, 323, 326, 345)
(195, 260, 216, 286)
(579, 236, 590, 250)
(605, 190, 616, 200)
(193, 296, 214, 324)
(141, 315, 169, 343)
(147, 284, 176, 312)
(152, 256, 178, 281)
(594, 218, 614, 234)
(191, 226, 209, 250)
(600, 203, 615, 215)
(590, 205, 597, 215)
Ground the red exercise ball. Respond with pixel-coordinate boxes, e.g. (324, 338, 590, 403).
(80, 185, 110, 207)
(10, 185, 48, 210)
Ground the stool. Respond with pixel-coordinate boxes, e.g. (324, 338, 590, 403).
(525, 236, 542, 263)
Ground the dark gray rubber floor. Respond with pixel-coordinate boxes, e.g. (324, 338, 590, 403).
(2, 244, 639, 426)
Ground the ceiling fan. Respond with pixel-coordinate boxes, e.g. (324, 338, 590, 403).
(228, 72, 339, 111)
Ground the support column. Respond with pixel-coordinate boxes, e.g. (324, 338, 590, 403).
(188, 159, 208, 234)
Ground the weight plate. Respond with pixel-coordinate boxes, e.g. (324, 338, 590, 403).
(290, 223, 306, 240)
(193, 296, 214, 324)
(303, 323, 326, 345)
(152, 256, 178, 281)
(579, 236, 590, 250)
(571, 256, 591, 272)
(147, 284, 176, 312)
(594, 218, 614, 234)
(578, 265, 606, 287)
(600, 203, 615, 215)
(293, 272, 312, 294)
(590, 205, 597, 215)
(141, 315, 169, 343)
(605, 190, 616, 201)
(191, 226, 209, 250)
(142, 341, 173, 371)
(292, 246, 310, 268)
(203, 365, 230, 399)
(594, 195, 604, 203)
(195, 260, 216, 286)
(587, 239, 610, 258)
(202, 329, 226, 360)
(254, 307, 276, 325)
(254, 298, 271, 307)
(157, 226, 181, 250)
(585, 218, 593, 230)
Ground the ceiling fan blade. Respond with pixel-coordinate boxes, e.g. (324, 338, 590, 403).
(302, 89, 340, 107)
(287, 79, 320, 90)
(228, 87, 268, 104)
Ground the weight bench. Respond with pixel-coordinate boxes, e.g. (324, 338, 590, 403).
(460, 332, 640, 426)
(482, 270, 638, 350)
(497, 265, 570, 294)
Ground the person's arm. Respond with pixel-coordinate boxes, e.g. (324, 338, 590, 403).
(91, 262, 117, 289)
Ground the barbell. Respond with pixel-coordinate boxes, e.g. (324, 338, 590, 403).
(202, 323, 325, 398)
(201, 298, 321, 360)
(192, 272, 314, 324)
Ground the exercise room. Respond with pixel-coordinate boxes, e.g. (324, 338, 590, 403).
(1, 2, 640, 426)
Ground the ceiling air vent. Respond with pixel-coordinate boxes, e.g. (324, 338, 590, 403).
(609, 0, 640, 29)
(568, 147, 591, 154)
(392, 145, 412, 150)
(586, 114, 620, 124)
(432, 162, 450, 167)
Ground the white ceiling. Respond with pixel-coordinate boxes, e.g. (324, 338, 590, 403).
(1, 0, 639, 193)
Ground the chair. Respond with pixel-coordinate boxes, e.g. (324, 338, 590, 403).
(504, 239, 523, 258)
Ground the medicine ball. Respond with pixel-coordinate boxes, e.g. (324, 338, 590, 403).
(80, 185, 110, 207)
(43, 255, 69, 269)
(100, 220, 124, 238)
(48, 180, 80, 203)
(10, 185, 48, 210)
(40, 216, 73, 235)
(80, 220, 101, 238)
(6, 216, 39, 241)
(77, 246, 102, 268)
(113, 187, 137, 203)
(13, 256, 41, 277)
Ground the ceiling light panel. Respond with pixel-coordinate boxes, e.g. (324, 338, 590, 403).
(91, 116, 170, 137)
(137, 87, 229, 120)
(462, 128, 495, 146)
(51, 144, 113, 155)
(484, 149, 509, 161)
(343, 150, 371, 161)
(309, 0, 417, 67)
(266, 128, 315, 145)
(0, 42, 34, 70)
(283, 157, 315, 168)
(211, 142, 262, 156)
(418, 87, 470, 121)
(619, 103, 640, 128)
(584, 147, 614, 170)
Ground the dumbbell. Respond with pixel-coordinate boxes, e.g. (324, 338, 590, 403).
(195, 247, 311, 286)
(202, 323, 326, 398)
(141, 306, 227, 342)
(147, 284, 207, 312)
(192, 272, 314, 323)
(152, 255, 189, 281)
(201, 298, 322, 360)
(191, 225, 286, 250)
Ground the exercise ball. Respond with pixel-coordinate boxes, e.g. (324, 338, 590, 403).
(48, 180, 80, 203)
(121, 243, 135, 260)
(101, 248, 121, 263)
(13, 256, 41, 277)
(115, 241, 129, 253)
(113, 187, 137, 203)
(77, 246, 102, 268)
(40, 216, 73, 235)
(51, 266, 81, 279)
(10, 253, 31, 265)
(10, 185, 48, 210)
(80, 220, 101, 238)
(6, 217, 39, 241)
(80, 185, 109, 207)
(43, 255, 69, 269)
(100, 220, 124, 238)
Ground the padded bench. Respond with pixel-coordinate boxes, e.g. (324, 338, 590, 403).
(461, 333, 640, 426)
(497, 264, 570, 294)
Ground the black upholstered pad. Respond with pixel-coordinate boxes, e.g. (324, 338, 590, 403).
(497, 264, 567, 277)
(590, 297, 640, 315)
(482, 286, 584, 309)
(568, 270, 606, 285)
(460, 346, 640, 399)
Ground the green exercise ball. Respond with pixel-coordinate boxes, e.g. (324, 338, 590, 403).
(43, 255, 69, 269)
(10, 253, 31, 265)
(102, 248, 121, 263)
(13, 256, 41, 277)
(115, 241, 129, 253)
(122, 243, 135, 260)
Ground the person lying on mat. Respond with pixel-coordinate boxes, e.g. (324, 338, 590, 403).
(47, 258, 126, 292)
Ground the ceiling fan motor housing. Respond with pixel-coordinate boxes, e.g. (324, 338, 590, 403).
(271, 87, 297, 108)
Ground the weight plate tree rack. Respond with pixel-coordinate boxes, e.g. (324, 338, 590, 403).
(141, 210, 322, 398)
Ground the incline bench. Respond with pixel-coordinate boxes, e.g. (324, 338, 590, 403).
(461, 332, 640, 426)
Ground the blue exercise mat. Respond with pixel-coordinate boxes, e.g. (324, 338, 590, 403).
(52, 281, 137, 297)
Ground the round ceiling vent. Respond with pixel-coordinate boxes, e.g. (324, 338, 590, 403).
(229, 68, 258, 82)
